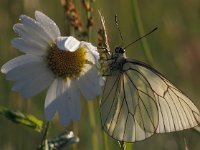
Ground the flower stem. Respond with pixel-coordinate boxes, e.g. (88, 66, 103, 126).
(87, 101, 100, 150)
(131, 0, 155, 65)
(102, 131, 109, 150)
(72, 123, 78, 150)
(40, 121, 50, 150)
(126, 143, 133, 150)
(83, 2, 99, 147)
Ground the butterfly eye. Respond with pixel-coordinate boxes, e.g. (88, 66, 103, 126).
(115, 46, 125, 53)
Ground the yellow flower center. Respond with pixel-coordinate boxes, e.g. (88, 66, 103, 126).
(47, 43, 86, 79)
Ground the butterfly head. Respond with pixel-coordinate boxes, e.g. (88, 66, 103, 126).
(115, 46, 125, 54)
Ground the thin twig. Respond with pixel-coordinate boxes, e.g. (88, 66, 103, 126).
(39, 121, 50, 150)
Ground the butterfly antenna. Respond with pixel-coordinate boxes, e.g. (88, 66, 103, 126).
(124, 27, 158, 49)
(115, 14, 124, 45)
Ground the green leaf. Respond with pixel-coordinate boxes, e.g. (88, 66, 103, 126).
(0, 105, 43, 132)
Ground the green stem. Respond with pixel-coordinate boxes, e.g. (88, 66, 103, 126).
(40, 121, 50, 150)
(131, 0, 154, 65)
(174, 132, 184, 150)
(84, 2, 99, 147)
(87, 101, 99, 150)
(102, 131, 109, 150)
(72, 123, 78, 150)
(88, 24, 92, 42)
(126, 143, 133, 150)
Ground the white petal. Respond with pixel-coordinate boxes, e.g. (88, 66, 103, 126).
(85, 51, 96, 64)
(69, 87, 81, 121)
(45, 78, 66, 121)
(76, 65, 102, 100)
(13, 23, 49, 48)
(57, 94, 71, 125)
(85, 50, 100, 68)
(6, 61, 49, 81)
(35, 11, 61, 39)
(12, 38, 47, 56)
(12, 80, 31, 92)
(56, 36, 80, 52)
(12, 67, 54, 98)
(9, 62, 54, 97)
(20, 14, 53, 43)
(5, 60, 43, 80)
(81, 41, 100, 67)
(57, 101, 71, 126)
(1, 55, 42, 74)
(65, 80, 81, 121)
(81, 41, 99, 59)
(45, 78, 81, 126)
(57, 80, 81, 125)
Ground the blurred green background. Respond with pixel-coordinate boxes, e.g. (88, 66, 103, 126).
(1, 0, 200, 149)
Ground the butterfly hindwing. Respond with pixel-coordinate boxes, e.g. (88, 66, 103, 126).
(101, 64, 159, 142)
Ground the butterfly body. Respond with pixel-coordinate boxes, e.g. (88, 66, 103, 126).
(104, 46, 126, 75)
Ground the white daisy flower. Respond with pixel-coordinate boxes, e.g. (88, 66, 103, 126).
(1, 11, 103, 126)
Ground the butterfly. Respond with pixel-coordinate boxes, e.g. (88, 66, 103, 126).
(98, 12, 200, 143)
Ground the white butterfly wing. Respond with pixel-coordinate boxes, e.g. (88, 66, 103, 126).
(101, 68, 159, 142)
(126, 59, 200, 133)
(100, 59, 200, 142)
